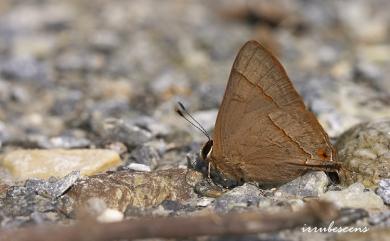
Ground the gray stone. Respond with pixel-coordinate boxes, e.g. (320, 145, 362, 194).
(213, 183, 264, 213)
(376, 179, 390, 205)
(277, 171, 330, 197)
(91, 100, 132, 119)
(128, 141, 166, 169)
(0, 56, 49, 82)
(55, 50, 104, 72)
(368, 210, 390, 226)
(92, 118, 152, 148)
(90, 31, 120, 53)
(334, 208, 368, 226)
(38, 135, 91, 149)
(25, 171, 80, 199)
(130, 116, 172, 137)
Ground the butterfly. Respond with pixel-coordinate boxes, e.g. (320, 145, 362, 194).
(179, 40, 341, 187)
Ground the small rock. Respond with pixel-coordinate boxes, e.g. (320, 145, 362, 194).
(0, 56, 49, 82)
(127, 163, 151, 172)
(368, 210, 390, 226)
(128, 141, 166, 169)
(196, 197, 214, 207)
(90, 100, 132, 119)
(277, 171, 329, 197)
(334, 208, 369, 226)
(55, 50, 104, 72)
(150, 70, 191, 100)
(213, 183, 264, 213)
(92, 118, 152, 148)
(130, 116, 172, 137)
(320, 183, 384, 209)
(376, 179, 390, 205)
(25, 171, 80, 199)
(50, 90, 83, 117)
(1, 149, 121, 180)
(336, 120, 390, 187)
(160, 200, 184, 212)
(40, 136, 91, 149)
(90, 31, 120, 54)
(97, 208, 124, 223)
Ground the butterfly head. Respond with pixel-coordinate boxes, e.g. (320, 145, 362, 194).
(200, 140, 213, 161)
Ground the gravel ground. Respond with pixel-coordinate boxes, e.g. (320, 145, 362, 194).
(0, 0, 389, 240)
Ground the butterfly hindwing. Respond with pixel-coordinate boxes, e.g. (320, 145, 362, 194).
(209, 41, 338, 185)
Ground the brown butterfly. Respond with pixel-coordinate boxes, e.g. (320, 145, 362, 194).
(179, 40, 340, 187)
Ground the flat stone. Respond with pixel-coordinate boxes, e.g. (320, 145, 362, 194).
(67, 168, 202, 212)
(1, 149, 121, 180)
(320, 183, 385, 210)
(336, 120, 390, 187)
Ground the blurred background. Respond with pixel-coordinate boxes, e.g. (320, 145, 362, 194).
(0, 0, 389, 147)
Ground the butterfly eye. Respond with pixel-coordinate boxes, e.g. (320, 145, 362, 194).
(201, 140, 213, 160)
(317, 148, 329, 159)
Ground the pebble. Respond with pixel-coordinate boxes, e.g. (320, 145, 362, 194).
(368, 210, 390, 226)
(1, 149, 121, 180)
(130, 116, 172, 137)
(25, 170, 80, 199)
(0, 56, 49, 82)
(320, 183, 384, 209)
(376, 179, 390, 205)
(38, 135, 91, 149)
(196, 197, 214, 207)
(127, 163, 151, 172)
(97, 208, 124, 223)
(128, 141, 165, 169)
(92, 117, 152, 148)
(213, 183, 264, 213)
(336, 120, 390, 187)
(277, 171, 330, 197)
(334, 208, 368, 226)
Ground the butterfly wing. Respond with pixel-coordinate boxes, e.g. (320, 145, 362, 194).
(210, 41, 338, 185)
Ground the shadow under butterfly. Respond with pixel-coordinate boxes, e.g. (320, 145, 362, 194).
(177, 40, 341, 188)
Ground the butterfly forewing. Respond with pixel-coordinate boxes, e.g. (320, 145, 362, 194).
(209, 41, 338, 185)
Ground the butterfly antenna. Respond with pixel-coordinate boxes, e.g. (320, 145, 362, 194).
(177, 102, 210, 137)
(176, 102, 211, 141)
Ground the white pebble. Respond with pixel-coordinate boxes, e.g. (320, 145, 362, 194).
(97, 208, 124, 223)
(128, 163, 151, 172)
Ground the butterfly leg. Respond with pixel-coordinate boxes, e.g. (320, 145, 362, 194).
(194, 179, 226, 198)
